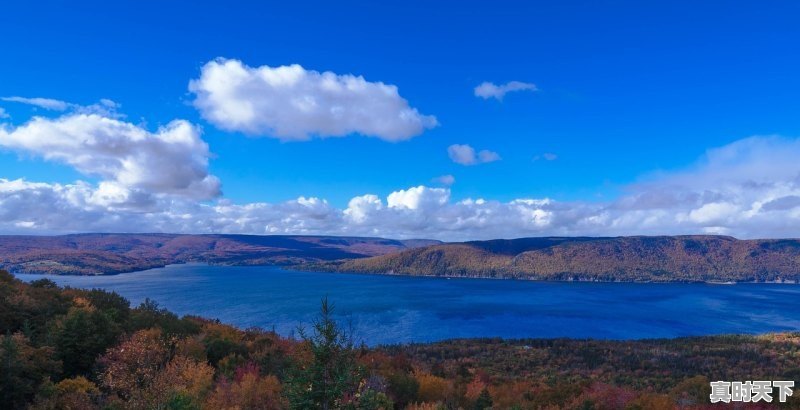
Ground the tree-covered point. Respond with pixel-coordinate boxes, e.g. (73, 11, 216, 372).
(1, 269, 799, 409)
(314, 236, 800, 283)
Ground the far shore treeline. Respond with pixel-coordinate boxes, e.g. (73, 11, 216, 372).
(4, 233, 800, 283)
(2, 269, 800, 409)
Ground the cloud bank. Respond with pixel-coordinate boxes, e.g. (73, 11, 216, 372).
(2, 134, 800, 240)
(2, 95, 800, 240)
(189, 58, 438, 141)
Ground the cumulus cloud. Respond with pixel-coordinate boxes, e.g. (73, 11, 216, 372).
(474, 81, 537, 100)
(3, 134, 800, 240)
(189, 58, 438, 141)
(447, 144, 501, 165)
(0, 113, 220, 203)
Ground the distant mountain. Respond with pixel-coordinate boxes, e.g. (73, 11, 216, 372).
(0, 233, 440, 275)
(309, 235, 800, 283)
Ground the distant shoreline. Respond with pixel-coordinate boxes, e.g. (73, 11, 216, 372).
(14, 262, 800, 285)
(5, 233, 800, 283)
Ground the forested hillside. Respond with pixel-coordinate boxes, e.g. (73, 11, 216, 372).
(314, 235, 800, 282)
(2, 269, 800, 409)
(0, 234, 438, 275)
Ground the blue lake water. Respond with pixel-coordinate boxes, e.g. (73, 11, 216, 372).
(14, 264, 800, 345)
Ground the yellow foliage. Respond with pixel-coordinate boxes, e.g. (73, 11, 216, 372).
(175, 336, 208, 361)
(414, 372, 451, 403)
(202, 322, 243, 342)
(72, 296, 93, 309)
(56, 376, 99, 395)
(204, 372, 284, 410)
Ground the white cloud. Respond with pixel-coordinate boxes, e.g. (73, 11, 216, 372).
(1, 97, 124, 119)
(189, 58, 438, 141)
(387, 186, 449, 210)
(2, 96, 71, 111)
(0, 108, 8, 119)
(447, 144, 501, 165)
(432, 174, 455, 186)
(3, 134, 800, 240)
(474, 81, 537, 100)
(686, 202, 739, 224)
(0, 113, 220, 202)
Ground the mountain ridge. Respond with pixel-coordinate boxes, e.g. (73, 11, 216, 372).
(7, 233, 800, 282)
(306, 235, 800, 283)
(0, 233, 439, 275)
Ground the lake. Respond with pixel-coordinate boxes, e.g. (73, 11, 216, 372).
(14, 264, 800, 345)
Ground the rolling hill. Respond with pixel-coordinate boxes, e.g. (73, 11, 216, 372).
(0, 233, 439, 275)
(309, 235, 800, 283)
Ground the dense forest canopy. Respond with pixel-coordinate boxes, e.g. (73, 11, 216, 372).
(316, 235, 800, 283)
(6, 234, 800, 283)
(0, 234, 438, 275)
(1, 269, 799, 409)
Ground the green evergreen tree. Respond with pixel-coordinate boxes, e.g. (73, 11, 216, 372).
(0, 333, 60, 409)
(474, 387, 493, 410)
(52, 308, 121, 377)
(285, 298, 361, 409)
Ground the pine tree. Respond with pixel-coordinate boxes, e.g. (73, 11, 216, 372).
(474, 387, 493, 410)
(285, 298, 361, 409)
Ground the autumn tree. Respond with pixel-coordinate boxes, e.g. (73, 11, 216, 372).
(0, 332, 60, 409)
(144, 355, 215, 409)
(30, 376, 101, 410)
(98, 328, 169, 406)
(415, 372, 451, 403)
(205, 363, 285, 410)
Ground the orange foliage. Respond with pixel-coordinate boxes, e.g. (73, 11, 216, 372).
(202, 321, 244, 343)
(98, 328, 169, 403)
(415, 372, 451, 403)
(146, 355, 215, 408)
(465, 377, 488, 400)
(204, 365, 284, 410)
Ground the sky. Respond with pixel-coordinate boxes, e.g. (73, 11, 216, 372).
(1, 1, 800, 240)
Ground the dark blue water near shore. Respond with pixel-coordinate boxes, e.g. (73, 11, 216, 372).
(15, 264, 800, 345)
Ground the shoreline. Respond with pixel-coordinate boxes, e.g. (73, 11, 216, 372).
(11, 261, 800, 285)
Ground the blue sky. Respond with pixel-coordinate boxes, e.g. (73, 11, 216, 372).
(1, 1, 799, 239)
